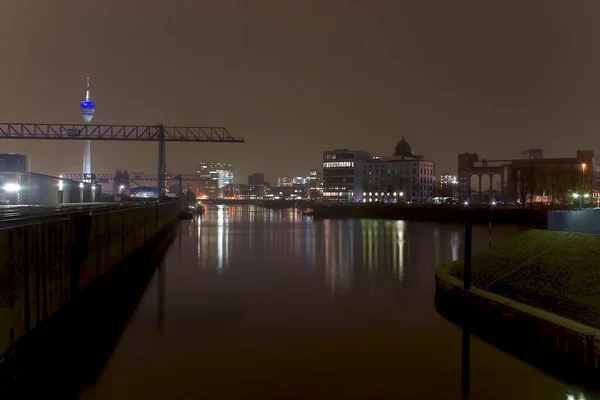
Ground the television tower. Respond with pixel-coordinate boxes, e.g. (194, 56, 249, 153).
(80, 77, 96, 176)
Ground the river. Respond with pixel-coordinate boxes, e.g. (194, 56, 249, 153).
(80, 205, 598, 400)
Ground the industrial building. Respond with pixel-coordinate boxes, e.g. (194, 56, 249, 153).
(458, 149, 594, 204)
(0, 153, 100, 205)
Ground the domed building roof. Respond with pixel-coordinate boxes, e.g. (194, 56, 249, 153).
(394, 136, 412, 157)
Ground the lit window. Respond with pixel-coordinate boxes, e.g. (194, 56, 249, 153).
(322, 161, 354, 168)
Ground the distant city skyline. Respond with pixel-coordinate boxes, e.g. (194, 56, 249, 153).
(1, 1, 600, 184)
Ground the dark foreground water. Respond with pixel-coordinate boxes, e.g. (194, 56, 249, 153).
(80, 205, 597, 400)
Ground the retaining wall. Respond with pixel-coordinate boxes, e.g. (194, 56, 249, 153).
(435, 264, 600, 382)
(313, 204, 548, 226)
(548, 209, 600, 234)
(0, 201, 180, 359)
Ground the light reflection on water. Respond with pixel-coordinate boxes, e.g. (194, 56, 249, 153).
(81, 206, 599, 400)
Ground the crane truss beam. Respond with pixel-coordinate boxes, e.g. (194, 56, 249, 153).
(61, 173, 211, 182)
(0, 123, 244, 142)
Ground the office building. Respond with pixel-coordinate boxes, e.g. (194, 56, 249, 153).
(358, 138, 435, 203)
(322, 138, 435, 203)
(308, 169, 322, 199)
(322, 149, 370, 202)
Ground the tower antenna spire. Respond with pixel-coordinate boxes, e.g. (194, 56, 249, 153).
(85, 77, 91, 102)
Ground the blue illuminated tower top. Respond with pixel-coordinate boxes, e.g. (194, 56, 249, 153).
(79, 77, 96, 124)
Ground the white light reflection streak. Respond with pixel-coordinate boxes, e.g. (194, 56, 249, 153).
(451, 231, 460, 261)
(224, 207, 229, 268)
(197, 215, 202, 269)
(324, 220, 336, 294)
(338, 220, 351, 293)
(396, 220, 405, 284)
(217, 205, 224, 271)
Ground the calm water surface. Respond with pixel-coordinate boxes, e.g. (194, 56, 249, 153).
(80, 205, 598, 400)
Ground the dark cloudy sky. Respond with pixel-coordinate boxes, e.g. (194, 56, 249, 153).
(1, 0, 599, 183)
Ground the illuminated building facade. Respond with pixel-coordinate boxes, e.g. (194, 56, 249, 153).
(308, 169, 322, 199)
(358, 138, 435, 203)
(323, 138, 435, 203)
(438, 173, 458, 199)
(196, 162, 234, 198)
(322, 149, 370, 202)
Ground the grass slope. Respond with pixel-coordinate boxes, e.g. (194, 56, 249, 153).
(448, 229, 600, 329)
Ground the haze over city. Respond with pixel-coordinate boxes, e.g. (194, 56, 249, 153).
(4, 1, 600, 399)
(2, 0, 600, 182)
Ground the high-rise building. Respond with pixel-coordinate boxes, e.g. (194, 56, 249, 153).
(247, 172, 267, 198)
(196, 162, 234, 198)
(277, 177, 293, 187)
(248, 173, 265, 186)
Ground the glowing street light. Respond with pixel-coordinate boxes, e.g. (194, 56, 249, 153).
(3, 183, 20, 193)
(572, 193, 589, 210)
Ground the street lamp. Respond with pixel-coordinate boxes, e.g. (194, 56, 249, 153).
(584, 193, 590, 208)
(572, 193, 590, 210)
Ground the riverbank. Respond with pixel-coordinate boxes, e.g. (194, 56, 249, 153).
(313, 204, 547, 226)
(435, 229, 600, 383)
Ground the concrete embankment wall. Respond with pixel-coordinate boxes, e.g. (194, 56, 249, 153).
(435, 264, 600, 382)
(313, 204, 548, 226)
(548, 209, 600, 234)
(0, 201, 180, 359)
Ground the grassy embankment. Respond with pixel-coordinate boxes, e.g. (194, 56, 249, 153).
(447, 229, 600, 329)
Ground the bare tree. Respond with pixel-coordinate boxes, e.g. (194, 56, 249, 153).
(513, 164, 544, 208)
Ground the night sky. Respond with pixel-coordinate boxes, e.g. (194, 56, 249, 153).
(1, 0, 599, 183)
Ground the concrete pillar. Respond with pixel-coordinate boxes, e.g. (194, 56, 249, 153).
(478, 174, 482, 194)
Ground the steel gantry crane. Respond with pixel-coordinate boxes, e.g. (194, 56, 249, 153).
(0, 123, 244, 197)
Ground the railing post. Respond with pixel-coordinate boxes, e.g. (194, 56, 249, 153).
(464, 211, 472, 291)
(157, 125, 166, 200)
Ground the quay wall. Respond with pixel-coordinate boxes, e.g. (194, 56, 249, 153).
(0, 201, 180, 359)
(548, 209, 600, 234)
(435, 264, 600, 383)
(313, 204, 548, 226)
